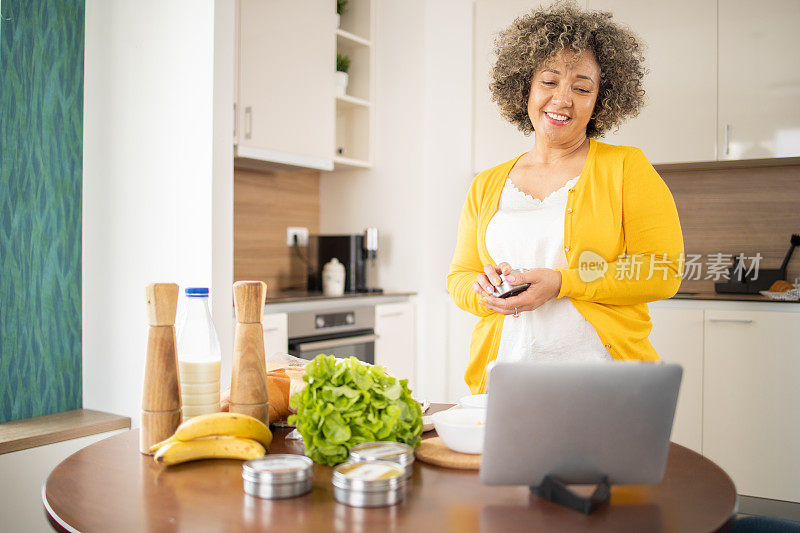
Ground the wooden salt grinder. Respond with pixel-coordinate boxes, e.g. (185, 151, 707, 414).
(140, 283, 182, 454)
(230, 281, 269, 424)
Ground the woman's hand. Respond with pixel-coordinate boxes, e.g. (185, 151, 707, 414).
(477, 267, 563, 316)
(472, 262, 513, 297)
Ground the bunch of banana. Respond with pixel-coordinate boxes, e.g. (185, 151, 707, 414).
(150, 412, 272, 466)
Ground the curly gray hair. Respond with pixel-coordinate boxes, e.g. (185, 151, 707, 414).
(489, 0, 648, 138)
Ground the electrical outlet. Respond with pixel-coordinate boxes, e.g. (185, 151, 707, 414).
(286, 227, 309, 246)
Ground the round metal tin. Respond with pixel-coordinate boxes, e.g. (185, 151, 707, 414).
(332, 460, 406, 507)
(349, 441, 414, 478)
(242, 454, 313, 499)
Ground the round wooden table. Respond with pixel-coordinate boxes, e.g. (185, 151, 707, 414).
(44, 409, 737, 533)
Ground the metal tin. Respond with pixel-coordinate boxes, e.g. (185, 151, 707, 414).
(349, 441, 414, 479)
(332, 460, 406, 507)
(242, 454, 313, 499)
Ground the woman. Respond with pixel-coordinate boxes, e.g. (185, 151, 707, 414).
(447, 1, 684, 394)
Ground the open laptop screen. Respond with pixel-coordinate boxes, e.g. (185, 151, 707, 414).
(480, 362, 682, 486)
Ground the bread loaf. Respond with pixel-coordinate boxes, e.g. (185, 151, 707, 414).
(769, 280, 794, 293)
(220, 369, 292, 422)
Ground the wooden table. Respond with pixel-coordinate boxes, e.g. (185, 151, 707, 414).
(44, 406, 737, 532)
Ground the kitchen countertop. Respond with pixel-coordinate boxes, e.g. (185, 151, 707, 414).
(262, 290, 417, 313)
(670, 291, 799, 303)
(268, 289, 797, 304)
(267, 290, 416, 304)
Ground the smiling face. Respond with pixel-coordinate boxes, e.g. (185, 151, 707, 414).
(528, 48, 601, 146)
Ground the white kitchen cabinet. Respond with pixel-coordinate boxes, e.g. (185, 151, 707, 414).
(718, 0, 800, 160)
(703, 309, 800, 502)
(473, 0, 717, 169)
(262, 312, 288, 361)
(648, 306, 704, 453)
(474, 0, 800, 166)
(374, 302, 416, 389)
(588, 0, 717, 164)
(236, 0, 336, 170)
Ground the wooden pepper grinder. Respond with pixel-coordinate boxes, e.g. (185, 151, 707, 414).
(230, 281, 269, 424)
(140, 283, 182, 454)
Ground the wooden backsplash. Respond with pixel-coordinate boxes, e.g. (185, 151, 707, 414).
(234, 168, 320, 293)
(660, 163, 800, 292)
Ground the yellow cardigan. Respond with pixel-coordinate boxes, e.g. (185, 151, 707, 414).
(447, 140, 684, 393)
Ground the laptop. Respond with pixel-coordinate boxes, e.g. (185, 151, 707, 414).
(480, 361, 682, 487)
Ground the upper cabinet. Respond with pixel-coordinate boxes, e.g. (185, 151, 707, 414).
(588, 0, 717, 164)
(474, 0, 800, 167)
(718, 0, 800, 160)
(236, 0, 336, 171)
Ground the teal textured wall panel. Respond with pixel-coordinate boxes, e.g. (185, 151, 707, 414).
(0, 0, 83, 423)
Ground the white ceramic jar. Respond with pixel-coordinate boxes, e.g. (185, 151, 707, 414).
(322, 257, 346, 296)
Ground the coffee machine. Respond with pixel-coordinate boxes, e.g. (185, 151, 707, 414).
(307, 229, 382, 294)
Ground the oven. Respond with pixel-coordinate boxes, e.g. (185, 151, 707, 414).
(287, 306, 376, 364)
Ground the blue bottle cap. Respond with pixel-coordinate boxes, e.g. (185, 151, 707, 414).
(185, 287, 209, 297)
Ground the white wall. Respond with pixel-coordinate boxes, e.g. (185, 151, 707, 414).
(320, 0, 475, 402)
(83, 0, 234, 425)
(321, 0, 426, 291)
(419, 0, 476, 402)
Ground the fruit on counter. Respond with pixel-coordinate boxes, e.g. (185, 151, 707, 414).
(154, 436, 266, 465)
(288, 354, 423, 466)
(149, 412, 272, 452)
(769, 280, 794, 293)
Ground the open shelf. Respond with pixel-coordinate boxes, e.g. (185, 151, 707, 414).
(336, 29, 371, 48)
(336, 37, 371, 101)
(334, 156, 372, 169)
(335, 103, 370, 163)
(336, 94, 371, 110)
(338, 0, 372, 42)
(332, 0, 374, 173)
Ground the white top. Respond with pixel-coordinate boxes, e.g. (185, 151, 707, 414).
(485, 175, 611, 363)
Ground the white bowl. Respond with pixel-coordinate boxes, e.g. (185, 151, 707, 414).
(431, 408, 486, 454)
(458, 394, 488, 409)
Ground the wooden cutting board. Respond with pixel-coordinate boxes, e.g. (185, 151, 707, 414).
(415, 437, 481, 470)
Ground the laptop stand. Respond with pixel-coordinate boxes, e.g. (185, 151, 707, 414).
(531, 475, 611, 514)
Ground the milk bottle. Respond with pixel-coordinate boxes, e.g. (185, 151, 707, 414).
(177, 287, 222, 420)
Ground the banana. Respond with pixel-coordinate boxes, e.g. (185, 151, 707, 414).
(149, 412, 272, 452)
(154, 436, 266, 465)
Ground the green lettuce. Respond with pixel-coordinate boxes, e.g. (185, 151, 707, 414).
(288, 354, 423, 465)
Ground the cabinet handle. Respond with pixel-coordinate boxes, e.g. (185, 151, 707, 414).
(378, 312, 405, 318)
(723, 124, 730, 156)
(245, 106, 252, 140)
(707, 317, 753, 324)
(263, 327, 280, 333)
(233, 103, 237, 137)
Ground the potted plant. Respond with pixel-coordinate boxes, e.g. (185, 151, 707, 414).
(336, 53, 351, 97)
(336, 0, 347, 29)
